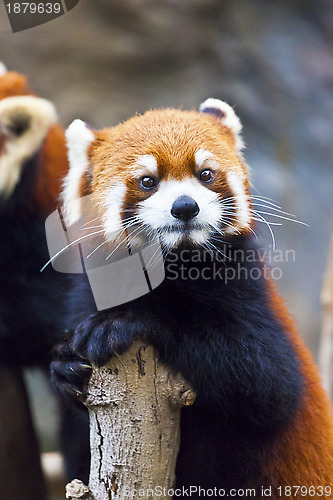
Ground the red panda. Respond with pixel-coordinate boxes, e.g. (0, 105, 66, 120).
(0, 63, 90, 483)
(51, 98, 333, 498)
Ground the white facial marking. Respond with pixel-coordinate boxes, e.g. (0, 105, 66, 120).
(161, 231, 183, 247)
(226, 171, 250, 233)
(0, 96, 56, 197)
(103, 182, 127, 241)
(189, 228, 210, 245)
(63, 119, 95, 225)
(136, 154, 158, 176)
(195, 149, 214, 169)
(137, 177, 222, 248)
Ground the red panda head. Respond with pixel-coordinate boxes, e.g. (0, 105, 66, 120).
(63, 99, 251, 250)
(0, 63, 68, 211)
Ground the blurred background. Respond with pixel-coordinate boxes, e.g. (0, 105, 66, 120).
(0, 0, 332, 497)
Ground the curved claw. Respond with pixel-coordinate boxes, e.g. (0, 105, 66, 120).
(50, 342, 92, 404)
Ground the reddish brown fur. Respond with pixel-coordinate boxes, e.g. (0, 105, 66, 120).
(34, 123, 68, 212)
(257, 281, 333, 497)
(0, 134, 5, 156)
(0, 70, 68, 213)
(0, 71, 32, 100)
(89, 109, 247, 182)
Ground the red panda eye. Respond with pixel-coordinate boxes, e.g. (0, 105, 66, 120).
(200, 169, 213, 183)
(140, 176, 157, 190)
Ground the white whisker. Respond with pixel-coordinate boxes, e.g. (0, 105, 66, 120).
(85, 239, 109, 259)
(80, 216, 102, 228)
(105, 224, 146, 261)
(247, 225, 259, 240)
(252, 212, 276, 250)
(251, 217, 282, 226)
(40, 229, 105, 272)
(80, 225, 104, 230)
(250, 195, 281, 209)
(145, 244, 164, 272)
(251, 210, 307, 226)
(250, 203, 296, 217)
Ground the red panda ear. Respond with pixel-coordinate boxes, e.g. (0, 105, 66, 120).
(63, 119, 95, 225)
(199, 98, 244, 152)
(0, 95, 56, 197)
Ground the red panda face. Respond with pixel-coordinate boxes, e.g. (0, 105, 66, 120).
(63, 99, 251, 251)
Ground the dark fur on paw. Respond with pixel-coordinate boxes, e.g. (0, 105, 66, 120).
(70, 313, 138, 367)
(50, 341, 92, 403)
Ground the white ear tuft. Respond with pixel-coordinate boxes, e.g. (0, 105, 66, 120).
(0, 62, 7, 76)
(0, 96, 57, 197)
(199, 98, 244, 152)
(62, 119, 95, 225)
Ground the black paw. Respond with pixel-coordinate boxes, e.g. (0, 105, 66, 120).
(70, 313, 138, 367)
(50, 341, 92, 403)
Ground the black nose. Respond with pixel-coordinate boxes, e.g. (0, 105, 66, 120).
(171, 195, 200, 222)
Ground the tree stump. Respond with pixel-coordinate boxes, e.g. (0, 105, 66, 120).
(66, 342, 196, 500)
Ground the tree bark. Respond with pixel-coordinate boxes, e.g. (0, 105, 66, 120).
(66, 342, 196, 500)
(0, 366, 47, 500)
(319, 232, 333, 400)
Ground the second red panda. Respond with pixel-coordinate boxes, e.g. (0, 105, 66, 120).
(0, 64, 90, 484)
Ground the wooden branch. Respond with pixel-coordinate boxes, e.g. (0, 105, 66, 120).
(66, 342, 196, 500)
(319, 232, 333, 400)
